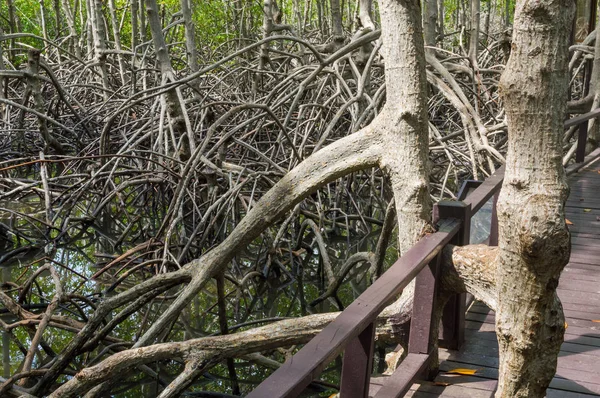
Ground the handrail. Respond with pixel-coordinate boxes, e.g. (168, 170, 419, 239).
(564, 107, 600, 128)
(249, 166, 506, 398)
(566, 107, 600, 162)
(249, 108, 600, 398)
(463, 165, 504, 214)
(247, 219, 461, 398)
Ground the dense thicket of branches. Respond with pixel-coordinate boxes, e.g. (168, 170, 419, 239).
(0, 0, 594, 396)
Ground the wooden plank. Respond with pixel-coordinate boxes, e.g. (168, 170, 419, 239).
(565, 147, 600, 175)
(558, 278, 600, 294)
(566, 261, 600, 271)
(437, 349, 600, 384)
(406, 382, 495, 398)
(439, 360, 600, 394)
(409, 258, 440, 355)
(462, 329, 600, 356)
(341, 322, 376, 397)
(564, 109, 600, 128)
(372, 353, 430, 398)
(465, 315, 600, 342)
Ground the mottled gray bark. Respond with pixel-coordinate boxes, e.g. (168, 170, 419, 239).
(107, 0, 127, 85)
(423, 0, 438, 46)
(89, 0, 110, 100)
(378, 0, 432, 253)
(496, 1, 574, 396)
(61, 0, 79, 56)
(180, 0, 199, 74)
(469, 0, 480, 64)
(358, 0, 375, 31)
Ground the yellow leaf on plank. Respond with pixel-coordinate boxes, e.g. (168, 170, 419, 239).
(565, 322, 568, 329)
(566, 219, 574, 225)
(592, 320, 600, 323)
(584, 209, 592, 212)
(445, 368, 478, 375)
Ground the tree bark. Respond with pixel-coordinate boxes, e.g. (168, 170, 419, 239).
(26, 50, 64, 154)
(61, 0, 80, 57)
(89, 0, 111, 100)
(107, 0, 127, 85)
(180, 0, 200, 89)
(358, 0, 374, 30)
(330, 0, 345, 49)
(469, 0, 480, 65)
(423, 0, 438, 46)
(146, 0, 195, 158)
(495, 1, 574, 396)
(378, 0, 432, 254)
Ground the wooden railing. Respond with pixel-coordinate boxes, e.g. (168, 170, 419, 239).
(248, 110, 600, 398)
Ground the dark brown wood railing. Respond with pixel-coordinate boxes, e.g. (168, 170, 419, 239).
(248, 110, 600, 398)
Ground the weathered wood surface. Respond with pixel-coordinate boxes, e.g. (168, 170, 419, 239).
(371, 164, 600, 397)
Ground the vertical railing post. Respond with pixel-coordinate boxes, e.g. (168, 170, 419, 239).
(407, 253, 442, 382)
(489, 191, 499, 246)
(408, 255, 440, 356)
(340, 322, 375, 397)
(434, 201, 471, 350)
(576, 121, 588, 163)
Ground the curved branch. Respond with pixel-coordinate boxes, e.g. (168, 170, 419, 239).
(50, 297, 408, 397)
(134, 125, 383, 347)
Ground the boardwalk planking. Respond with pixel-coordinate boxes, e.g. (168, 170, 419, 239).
(370, 163, 600, 397)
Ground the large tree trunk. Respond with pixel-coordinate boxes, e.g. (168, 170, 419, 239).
(378, 0, 432, 252)
(495, 1, 574, 396)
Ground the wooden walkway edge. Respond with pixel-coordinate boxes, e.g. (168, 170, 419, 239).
(370, 161, 600, 398)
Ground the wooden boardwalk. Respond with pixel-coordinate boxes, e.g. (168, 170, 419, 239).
(371, 163, 600, 398)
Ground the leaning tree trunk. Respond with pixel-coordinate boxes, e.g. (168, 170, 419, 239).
(495, 1, 574, 397)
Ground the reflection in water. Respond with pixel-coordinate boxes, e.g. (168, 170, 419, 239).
(0, 192, 395, 396)
(0, 161, 494, 396)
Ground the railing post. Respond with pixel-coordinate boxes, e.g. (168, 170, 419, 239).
(408, 255, 440, 356)
(489, 191, 499, 246)
(340, 322, 375, 398)
(434, 201, 471, 350)
(576, 121, 588, 163)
